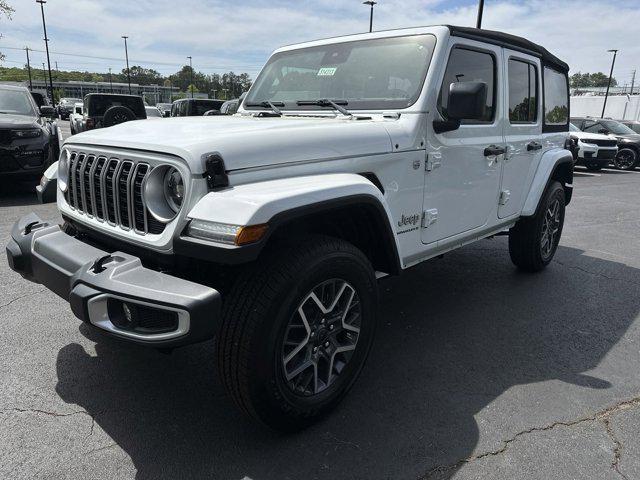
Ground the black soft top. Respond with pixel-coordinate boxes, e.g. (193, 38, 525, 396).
(447, 25, 569, 73)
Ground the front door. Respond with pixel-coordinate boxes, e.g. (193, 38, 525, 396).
(499, 51, 543, 218)
(422, 41, 505, 245)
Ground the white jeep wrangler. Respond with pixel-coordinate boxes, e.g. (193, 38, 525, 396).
(7, 25, 573, 431)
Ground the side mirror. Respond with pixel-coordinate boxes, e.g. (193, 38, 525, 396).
(433, 81, 488, 134)
(39, 105, 56, 118)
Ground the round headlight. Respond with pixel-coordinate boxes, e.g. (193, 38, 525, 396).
(58, 150, 70, 192)
(163, 168, 184, 212)
(143, 165, 186, 223)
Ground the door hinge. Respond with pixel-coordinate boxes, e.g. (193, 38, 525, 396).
(425, 155, 441, 172)
(499, 190, 511, 206)
(422, 209, 438, 228)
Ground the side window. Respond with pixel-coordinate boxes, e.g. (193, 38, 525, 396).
(439, 47, 495, 123)
(508, 59, 538, 123)
(543, 67, 568, 127)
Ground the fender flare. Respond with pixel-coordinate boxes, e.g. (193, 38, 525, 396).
(175, 173, 401, 272)
(521, 148, 574, 217)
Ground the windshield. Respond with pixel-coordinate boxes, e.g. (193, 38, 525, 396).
(145, 107, 162, 117)
(569, 123, 580, 132)
(246, 34, 436, 111)
(601, 120, 635, 135)
(0, 88, 37, 116)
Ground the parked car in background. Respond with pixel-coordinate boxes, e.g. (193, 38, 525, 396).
(220, 98, 240, 115)
(74, 93, 146, 133)
(57, 97, 82, 120)
(7, 26, 573, 431)
(157, 103, 172, 117)
(69, 103, 84, 135)
(568, 123, 618, 171)
(30, 91, 50, 109)
(0, 84, 60, 180)
(617, 120, 640, 135)
(571, 117, 640, 170)
(145, 105, 163, 118)
(171, 98, 224, 117)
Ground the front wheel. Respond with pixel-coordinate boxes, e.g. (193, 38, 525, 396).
(509, 181, 565, 272)
(613, 148, 638, 171)
(217, 236, 378, 431)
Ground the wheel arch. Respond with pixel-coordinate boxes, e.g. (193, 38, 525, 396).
(521, 148, 574, 217)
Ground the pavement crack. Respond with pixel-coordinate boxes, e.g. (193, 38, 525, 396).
(0, 288, 46, 310)
(552, 260, 640, 286)
(2, 407, 97, 437)
(602, 418, 630, 480)
(420, 396, 640, 479)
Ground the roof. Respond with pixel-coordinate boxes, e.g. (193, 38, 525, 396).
(446, 26, 569, 73)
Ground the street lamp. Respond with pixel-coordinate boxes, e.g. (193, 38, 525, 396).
(602, 49, 618, 118)
(187, 56, 194, 98)
(363, 1, 376, 33)
(122, 35, 131, 94)
(476, 0, 485, 29)
(36, 0, 54, 103)
(108, 67, 113, 93)
(25, 47, 33, 91)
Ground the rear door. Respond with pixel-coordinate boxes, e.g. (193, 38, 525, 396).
(422, 41, 505, 244)
(499, 51, 543, 218)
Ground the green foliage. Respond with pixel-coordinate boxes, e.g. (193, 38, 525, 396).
(0, 0, 14, 61)
(570, 72, 618, 89)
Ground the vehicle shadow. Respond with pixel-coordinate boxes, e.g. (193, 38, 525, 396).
(0, 180, 40, 207)
(54, 241, 640, 479)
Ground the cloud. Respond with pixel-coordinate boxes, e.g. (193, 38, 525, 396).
(1, 0, 638, 85)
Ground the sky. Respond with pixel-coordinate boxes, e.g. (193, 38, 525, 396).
(0, 0, 638, 86)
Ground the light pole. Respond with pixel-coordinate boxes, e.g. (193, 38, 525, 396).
(36, 0, 54, 103)
(122, 35, 131, 94)
(363, 1, 377, 33)
(108, 67, 113, 93)
(25, 47, 33, 91)
(476, 0, 485, 29)
(602, 49, 618, 118)
(187, 56, 193, 98)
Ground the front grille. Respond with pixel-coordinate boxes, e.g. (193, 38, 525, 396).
(583, 138, 617, 147)
(0, 129, 11, 145)
(66, 151, 165, 235)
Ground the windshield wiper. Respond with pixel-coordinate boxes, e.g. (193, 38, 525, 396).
(296, 99, 351, 117)
(245, 101, 284, 116)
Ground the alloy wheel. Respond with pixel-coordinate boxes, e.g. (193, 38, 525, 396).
(281, 279, 361, 397)
(615, 150, 636, 170)
(540, 198, 561, 259)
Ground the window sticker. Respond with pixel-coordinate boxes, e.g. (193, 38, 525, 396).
(317, 67, 337, 76)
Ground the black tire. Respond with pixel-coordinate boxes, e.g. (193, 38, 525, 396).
(613, 148, 638, 171)
(217, 236, 378, 431)
(585, 162, 602, 171)
(103, 106, 136, 127)
(509, 181, 565, 272)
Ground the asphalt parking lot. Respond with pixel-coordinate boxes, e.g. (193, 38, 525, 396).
(1, 131, 640, 479)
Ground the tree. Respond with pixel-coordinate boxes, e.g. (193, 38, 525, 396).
(570, 72, 617, 89)
(0, 1, 14, 62)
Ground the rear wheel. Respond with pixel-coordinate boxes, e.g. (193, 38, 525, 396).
(217, 236, 378, 431)
(613, 148, 638, 171)
(509, 181, 565, 272)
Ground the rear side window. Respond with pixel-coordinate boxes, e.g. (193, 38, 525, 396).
(543, 67, 568, 128)
(508, 59, 538, 123)
(439, 47, 496, 123)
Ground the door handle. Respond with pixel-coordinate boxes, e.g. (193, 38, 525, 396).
(484, 145, 506, 157)
(527, 141, 542, 151)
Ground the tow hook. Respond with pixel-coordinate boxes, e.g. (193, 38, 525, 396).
(90, 255, 113, 274)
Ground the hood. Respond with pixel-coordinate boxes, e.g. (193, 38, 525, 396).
(67, 115, 395, 173)
(615, 133, 640, 143)
(0, 113, 38, 129)
(570, 130, 614, 141)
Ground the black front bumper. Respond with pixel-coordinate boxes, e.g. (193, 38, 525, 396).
(6, 213, 221, 347)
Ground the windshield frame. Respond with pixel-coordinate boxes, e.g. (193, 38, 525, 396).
(244, 33, 437, 112)
(0, 87, 38, 117)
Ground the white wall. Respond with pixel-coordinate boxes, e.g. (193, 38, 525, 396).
(571, 95, 640, 120)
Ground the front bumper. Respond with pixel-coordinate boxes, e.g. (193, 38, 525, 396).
(6, 213, 221, 347)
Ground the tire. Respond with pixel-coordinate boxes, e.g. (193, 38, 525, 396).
(585, 162, 602, 171)
(217, 236, 378, 431)
(102, 106, 136, 127)
(613, 148, 638, 171)
(509, 181, 565, 272)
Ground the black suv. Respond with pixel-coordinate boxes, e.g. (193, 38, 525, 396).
(171, 98, 224, 117)
(617, 120, 640, 135)
(78, 93, 147, 132)
(571, 117, 640, 170)
(0, 85, 59, 180)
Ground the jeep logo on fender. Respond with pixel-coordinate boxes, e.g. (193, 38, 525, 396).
(398, 213, 420, 228)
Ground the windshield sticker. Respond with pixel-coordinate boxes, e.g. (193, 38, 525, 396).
(317, 67, 337, 76)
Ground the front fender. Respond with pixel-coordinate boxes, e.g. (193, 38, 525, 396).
(179, 173, 400, 269)
(521, 148, 573, 217)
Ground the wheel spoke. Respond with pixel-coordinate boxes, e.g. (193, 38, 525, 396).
(283, 307, 311, 366)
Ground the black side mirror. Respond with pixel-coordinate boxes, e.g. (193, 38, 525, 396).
(433, 81, 488, 134)
(39, 105, 56, 118)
